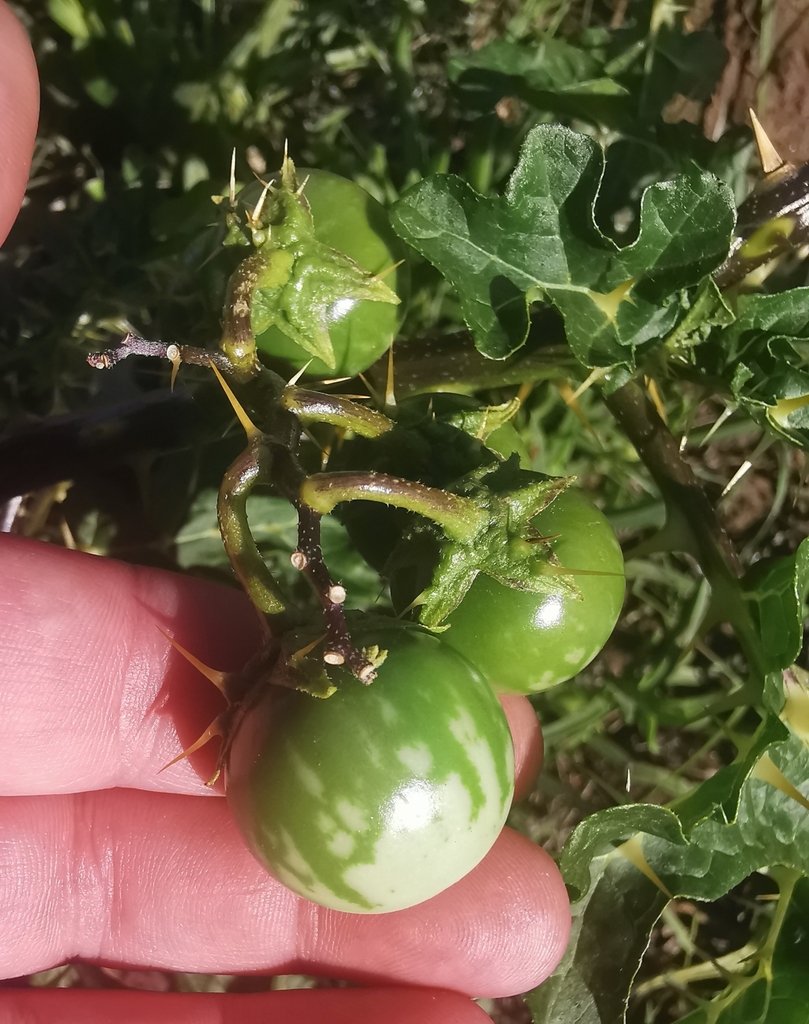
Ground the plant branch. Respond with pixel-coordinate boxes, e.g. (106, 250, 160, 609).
(604, 379, 765, 682)
(87, 332, 233, 374)
(301, 470, 489, 543)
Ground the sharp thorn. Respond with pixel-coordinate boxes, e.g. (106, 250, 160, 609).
(209, 359, 261, 440)
(155, 625, 228, 693)
(287, 360, 314, 386)
(229, 148, 237, 207)
(289, 633, 326, 665)
(357, 371, 384, 409)
(750, 109, 788, 175)
(375, 259, 405, 281)
(166, 344, 181, 392)
(385, 343, 396, 410)
(250, 178, 272, 227)
(159, 717, 224, 773)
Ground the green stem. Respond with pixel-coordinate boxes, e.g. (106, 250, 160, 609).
(300, 470, 489, 544)
(282, 387, 394, 438)
(366, 331, 576, 396)
(217, 436, 288, 616)
(219, 251, 265, 376)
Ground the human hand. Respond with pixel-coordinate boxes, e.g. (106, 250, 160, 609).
(0, 536, 570, 1021)
(0, 8, 570, 1021)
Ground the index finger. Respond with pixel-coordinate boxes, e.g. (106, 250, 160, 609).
(0, 535, 542, 796)
(0, 534, 261, 796)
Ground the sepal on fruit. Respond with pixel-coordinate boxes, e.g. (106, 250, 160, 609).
(391, 458, 577, 627)
(239, 154, 400, 370)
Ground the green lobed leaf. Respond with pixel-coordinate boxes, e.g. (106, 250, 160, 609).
(526, 853, 667, 1024)
(529, 713, 806, 1024)
(448, 37, 628, 101)
(701, 289, 809, 449)
(390, 124, 735, 367)
(561, 804, 687, 904)
(670, 714, 789, 833)
(743, 538, 809, 680)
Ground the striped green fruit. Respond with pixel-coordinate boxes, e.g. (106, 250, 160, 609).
(225, 621, 514, 914)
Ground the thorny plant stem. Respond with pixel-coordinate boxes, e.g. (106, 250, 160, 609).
(87, 332, 233, 375)
(217, 436, 288, 616)
(88, 332, 378, 682)
(301, 470, 489, 544)
(294, 501, 375, 681)
(282, 387, 394, 438)
(604, 379, 766, 684)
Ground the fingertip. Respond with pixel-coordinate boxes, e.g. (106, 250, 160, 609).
(499, 694, 543, 802)
(0, 2, 39, 246)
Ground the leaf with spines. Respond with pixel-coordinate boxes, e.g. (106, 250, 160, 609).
(528, 711, 807, 1024)
(390, 124, 735, 368)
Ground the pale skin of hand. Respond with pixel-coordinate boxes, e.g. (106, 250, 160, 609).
(0, 7, 570, 1022)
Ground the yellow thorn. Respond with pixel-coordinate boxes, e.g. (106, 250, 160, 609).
(700, 404, 734, 446)
(375, 259, 405, 282)
(289, 633, 326, 666)
(587, 277, 637, 324)
(385, 343, 396, 409)
(781, 667, 809, 748)
(616, 836, 674, 899)
(645, 376, 668, 426)
(554, 379, 598, 438)
(158, 717, 223, 774)
(229, 148, 237, 207)
(155, 625, 227, 693)
(166, 344, 182, 392)
(250, 179, 272, 227)
(300, 424, 330, 462)
(287, 359, 314, 387)
(395, 593, 426, 619)
(209, 360, 261, 440)
(571, 366, 610, 401)
(753, 754, 809, 813)
(720, 459, 753, 499)
(357, 371, 385, 410)
(750, 109, 787, 175)
(60, 518, 78, 550)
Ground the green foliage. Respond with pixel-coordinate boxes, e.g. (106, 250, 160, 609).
(9, 1, 809, 1021)
(677, 872, 809, 1023)
(391, 125, 735, 366)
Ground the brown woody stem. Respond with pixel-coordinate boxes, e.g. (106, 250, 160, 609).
(86, 332, 232, 373)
